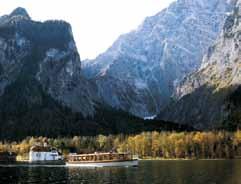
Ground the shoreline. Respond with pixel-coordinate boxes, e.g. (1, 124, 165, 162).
(140, 158, 240, 161)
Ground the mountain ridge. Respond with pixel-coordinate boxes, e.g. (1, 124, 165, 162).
(0, 7, 192, 140)
(83, 0, 232, 118)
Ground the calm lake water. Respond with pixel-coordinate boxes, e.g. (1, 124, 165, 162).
(0, 160, 241, 184)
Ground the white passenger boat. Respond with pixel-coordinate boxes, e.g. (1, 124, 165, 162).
(28, 145, 64, 164)
(66, 152, 138, 167)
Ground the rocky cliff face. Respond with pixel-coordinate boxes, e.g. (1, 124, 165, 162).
(0, 7, 98, 117)
(83, 0, 231, 118)
(0, 7, 101, 139)
(158, 0, 241, 130)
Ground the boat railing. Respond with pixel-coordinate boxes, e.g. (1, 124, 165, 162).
(68, 153, 135, 162)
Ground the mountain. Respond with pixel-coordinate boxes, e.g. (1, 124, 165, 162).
(83, 0, 232, 118)
(0, 7, 101, 138)
(158, 0, 241, 130)
(0, 7, 99, 116)
(0, 8, 191, 140)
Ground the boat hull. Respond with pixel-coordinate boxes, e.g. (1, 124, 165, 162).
(66, 159, 138, 167)
(28, 160, 65, 165)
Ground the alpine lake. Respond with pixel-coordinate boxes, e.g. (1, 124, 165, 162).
(0, 160, 241, 184)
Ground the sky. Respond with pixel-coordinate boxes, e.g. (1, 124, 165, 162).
(0, 0, 175, 59)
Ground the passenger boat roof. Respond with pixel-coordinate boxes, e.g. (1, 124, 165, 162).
(69, 152, 128, 157)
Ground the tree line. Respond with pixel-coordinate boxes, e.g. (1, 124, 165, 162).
(0, 131, 241, 159)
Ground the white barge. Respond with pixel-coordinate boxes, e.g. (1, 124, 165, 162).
(66, 152, 138, 167)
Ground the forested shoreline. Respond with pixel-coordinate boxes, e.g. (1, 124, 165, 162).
(0, 131, 241, 159)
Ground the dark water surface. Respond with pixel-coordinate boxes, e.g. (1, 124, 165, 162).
(0, 160, 240, 184)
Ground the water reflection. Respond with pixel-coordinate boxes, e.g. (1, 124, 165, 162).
(0, 160, 240, 184)
(67, 167, 138, 184)
(0, 166, 68, 184)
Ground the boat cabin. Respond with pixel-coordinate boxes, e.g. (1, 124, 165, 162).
(29, 145, 63, 162)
